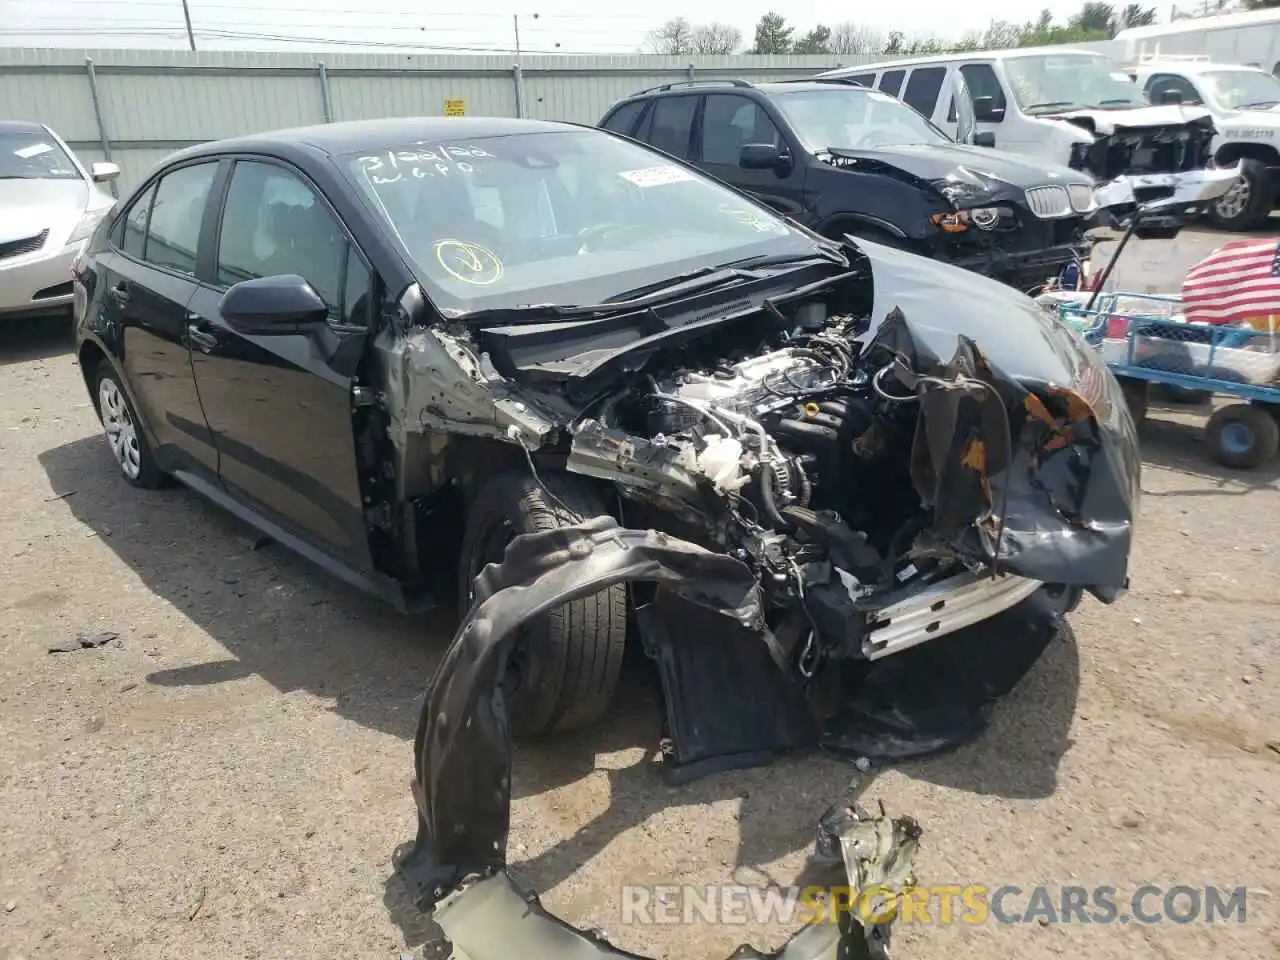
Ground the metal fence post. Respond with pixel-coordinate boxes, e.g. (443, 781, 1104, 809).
(317, 62, 334, 122)
(84, 57, 117, 198)
(513, 63, 525, 118)
(687, 63, 696, 81)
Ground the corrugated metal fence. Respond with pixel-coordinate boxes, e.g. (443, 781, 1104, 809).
(0, 49, 868, 195)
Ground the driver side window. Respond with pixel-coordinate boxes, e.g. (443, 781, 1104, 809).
(700, 95, 782, 165)
(216, 160, 371, 326)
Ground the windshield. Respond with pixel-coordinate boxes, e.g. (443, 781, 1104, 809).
(1200, 69, 1280, 109)
(0, 131, 80, 180)
(342, 130, 812, 314)
(1004, 54, 1145, 113)
(771, 88, 951, 150)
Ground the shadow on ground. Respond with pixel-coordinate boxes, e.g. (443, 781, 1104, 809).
(0, 313, 75, 367)
(1139, 410, 1280, 493)
(40, 433, 1080, 957)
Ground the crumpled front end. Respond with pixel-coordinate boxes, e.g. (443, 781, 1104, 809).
(1060, 109, 1217, 204)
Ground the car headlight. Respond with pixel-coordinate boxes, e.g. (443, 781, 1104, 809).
(67, 208, 108, 245)
(930, 206, 1014, 232)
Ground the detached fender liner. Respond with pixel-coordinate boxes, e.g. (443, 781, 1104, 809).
(404, 516, 767, 904)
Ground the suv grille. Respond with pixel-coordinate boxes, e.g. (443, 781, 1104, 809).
(0, 229, 49, 262)
(1025, 186, 1072, 219)
(1066, 183, 1096, 212)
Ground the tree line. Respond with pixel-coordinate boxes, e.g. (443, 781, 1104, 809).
(644, 4, 1160, 57)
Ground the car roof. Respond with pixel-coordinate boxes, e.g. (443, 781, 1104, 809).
(165, 116, 588, 164)
(0, 120, 49, 135)
(824, 46, 1107, 76)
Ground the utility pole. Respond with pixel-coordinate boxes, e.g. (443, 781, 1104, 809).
(181, 0, 197, 51)
(513, 13, 522, 59)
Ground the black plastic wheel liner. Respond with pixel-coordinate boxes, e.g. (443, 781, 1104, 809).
(404, 516, 767, 905)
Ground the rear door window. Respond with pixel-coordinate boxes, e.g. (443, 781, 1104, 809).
(143, 162, 219, 276)
(878, 70, 905, 97)
(641, 95, 698, 160)
(902, 66, 947, 116)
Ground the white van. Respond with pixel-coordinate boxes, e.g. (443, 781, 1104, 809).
(1114, 9, 1280, 77)
(820, 48, 1217, 198)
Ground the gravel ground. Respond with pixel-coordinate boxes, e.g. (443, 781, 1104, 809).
(1, 303, 1278, 960)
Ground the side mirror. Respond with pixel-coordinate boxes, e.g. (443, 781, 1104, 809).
(739, 142, 792, 176)
(973, 131, 996, 148)
(219, 274, 330, 335)
(972, 96, 1005, 123)
(90, 161, 120, 183)
(1158, 89, 1184, 104)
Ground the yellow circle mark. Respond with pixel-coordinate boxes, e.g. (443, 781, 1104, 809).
(434, 239, 503, 286)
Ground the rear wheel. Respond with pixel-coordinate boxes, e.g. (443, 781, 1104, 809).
(1205, 402, 1280, 469)
(94, 365, 167, 489)
(1210, 158, 1272, 232)
(458, 470, 627, 735)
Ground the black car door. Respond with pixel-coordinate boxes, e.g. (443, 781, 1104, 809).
(186, 156, 376, 573)
(694, 93, 808, 218)
(100, 161, 222, 484)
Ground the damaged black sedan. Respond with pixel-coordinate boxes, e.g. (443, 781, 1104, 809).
(74, 117, 1138, 759)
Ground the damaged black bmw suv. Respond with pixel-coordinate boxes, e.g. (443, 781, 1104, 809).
(73, 118, 1137, 766)
(600, 78, 1099, 292)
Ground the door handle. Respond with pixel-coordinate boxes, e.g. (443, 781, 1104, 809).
(109, 282, 130, 304)
(186, 322, 218, 351)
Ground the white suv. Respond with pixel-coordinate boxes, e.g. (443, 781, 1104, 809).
(1, 121, 119, 322)
(1127, 57, 1280, 229)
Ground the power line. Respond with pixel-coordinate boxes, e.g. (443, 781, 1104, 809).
(0, 0, 663, 22)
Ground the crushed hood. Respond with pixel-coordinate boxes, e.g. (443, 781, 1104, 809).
(1048, 103, 1215, 135)
(824, 142, 1087, 192)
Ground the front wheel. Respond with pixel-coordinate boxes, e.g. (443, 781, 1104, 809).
(1210, 159, 1272, 232)
(94, 365, 167, 489)
(458, 470, 627, 736)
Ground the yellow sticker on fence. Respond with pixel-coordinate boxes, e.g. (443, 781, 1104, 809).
(444, 100, 466, 117)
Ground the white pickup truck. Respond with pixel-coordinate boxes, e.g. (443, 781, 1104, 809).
(1126, 56, 1280, 230)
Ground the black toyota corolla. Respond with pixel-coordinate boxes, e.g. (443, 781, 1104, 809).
(73, 117, 1138, 763)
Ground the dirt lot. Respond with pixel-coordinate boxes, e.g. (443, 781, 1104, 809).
(1, 294, 1278, 960)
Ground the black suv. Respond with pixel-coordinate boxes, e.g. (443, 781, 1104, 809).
(600, 78, 1099, 292)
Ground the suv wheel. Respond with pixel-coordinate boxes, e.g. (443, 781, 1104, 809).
(95, 366, 167, 489)
(1210, 159, 1271, 231)
(458, 470, 627, 735)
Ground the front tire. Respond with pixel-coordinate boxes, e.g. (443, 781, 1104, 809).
(458, 470, 627, 736)
(1210, 159, 1272, 232)
(94, 366, 167, 489)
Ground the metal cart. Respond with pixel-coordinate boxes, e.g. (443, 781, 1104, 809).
(1056, 291, 1280, 469)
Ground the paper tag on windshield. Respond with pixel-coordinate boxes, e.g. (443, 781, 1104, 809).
(866, 90, 896, 102)
(619, 165, 695, 188)
(15, 142, 53, 159)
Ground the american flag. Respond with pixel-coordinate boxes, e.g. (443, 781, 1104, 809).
(1181, 238, 1280, 329)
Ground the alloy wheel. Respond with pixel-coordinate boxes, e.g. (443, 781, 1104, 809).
(98, 377, 142, 480)
(1215, 175, 1251, 220)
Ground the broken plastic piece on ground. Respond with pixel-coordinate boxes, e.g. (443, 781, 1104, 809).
(415, 798, 920, 960)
